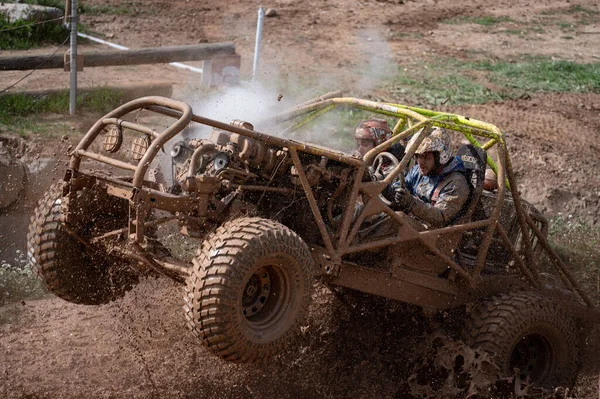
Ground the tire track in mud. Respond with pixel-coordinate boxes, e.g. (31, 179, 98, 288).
(110, 286, 162, 399)
(1, 279, 599, 398)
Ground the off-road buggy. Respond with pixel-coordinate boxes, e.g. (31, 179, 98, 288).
(27, 94, 598, 388)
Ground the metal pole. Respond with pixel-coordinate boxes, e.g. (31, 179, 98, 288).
(69, 0, 78, 115)
(252, 7, 265, 82)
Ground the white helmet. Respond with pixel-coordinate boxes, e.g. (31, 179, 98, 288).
(412, 127, 453, 165)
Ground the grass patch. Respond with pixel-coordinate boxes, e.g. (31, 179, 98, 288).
(500, 26, 546, 37)
(476, 58, 600, 93)
(0, 88, 124, 136)
(393, 71, 502, 106)
(0, 117, 73, 137)
(542, 5, 599, 16)
(390, 59, 505, 106)
(541, 5, 599, 28)
(0, 14, 69, 50)
(503, 29, 525, 35)
(565, 5, 599, 15)
(0, 87, 124, 121)
(442, 15, 514, 26)
(391, 57, 600, 106)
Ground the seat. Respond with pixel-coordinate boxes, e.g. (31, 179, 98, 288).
(448, 144, 487, 225)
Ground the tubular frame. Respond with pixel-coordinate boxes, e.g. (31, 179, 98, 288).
(65, 95, 595, 310)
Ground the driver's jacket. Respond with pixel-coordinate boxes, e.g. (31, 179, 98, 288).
(395, 156, 470, 227)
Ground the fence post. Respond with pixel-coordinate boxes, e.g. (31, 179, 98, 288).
(252, 7, 265, 82)
(201, 59, 212, 87)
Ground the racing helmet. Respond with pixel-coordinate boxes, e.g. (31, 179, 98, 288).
(354, 119, 393, 147)
(412, 127, 453, 165)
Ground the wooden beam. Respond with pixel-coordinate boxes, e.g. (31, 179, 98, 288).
(0, 42, 235, 71)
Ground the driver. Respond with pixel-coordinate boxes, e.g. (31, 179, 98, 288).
(392, 127, 470, 228)
(353, 119, 405, 181)
(345, 119, 405, 227)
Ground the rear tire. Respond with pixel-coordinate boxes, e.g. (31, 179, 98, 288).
(465, 291, 579, 388)
(184, 217, 313, 363)
(27, 182, 138, 305)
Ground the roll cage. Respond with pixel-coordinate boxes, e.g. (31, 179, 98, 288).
(272, 95, 595, 309)
(64, 94, 595, 310)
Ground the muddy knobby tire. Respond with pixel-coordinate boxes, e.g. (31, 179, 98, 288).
(465, 291, 579, 388)
(27, 181, 137, 305)
(184, 217, 314, 363)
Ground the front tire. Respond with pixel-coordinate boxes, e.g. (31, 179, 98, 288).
(465, 292, 579, 388)
(27, 182, 137, 305)
(184, 217, 314, 363)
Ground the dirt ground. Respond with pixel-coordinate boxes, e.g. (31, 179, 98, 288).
(1, 0, 600, 398)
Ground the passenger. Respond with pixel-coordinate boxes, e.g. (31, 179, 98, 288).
(392, 127, 470, 228)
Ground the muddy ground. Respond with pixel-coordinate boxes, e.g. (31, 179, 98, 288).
(1, 0, 599, 397)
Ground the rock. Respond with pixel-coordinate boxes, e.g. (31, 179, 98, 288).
(265, 8, 277, 17)
(0, 3, 63, 24)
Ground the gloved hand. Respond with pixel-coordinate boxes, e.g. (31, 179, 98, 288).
(367, 166, 384, 181)
(393, 187, 415, 213)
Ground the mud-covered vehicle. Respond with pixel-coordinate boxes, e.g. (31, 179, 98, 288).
(28, 94, 598, 387)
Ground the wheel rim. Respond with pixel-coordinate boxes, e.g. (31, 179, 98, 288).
(242, 267, 272, 317)
(242, 264, 291, 334)
(509, 334, 553, 382)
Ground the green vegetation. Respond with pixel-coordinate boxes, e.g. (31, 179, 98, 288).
(502, 24, 546, 36)
(565, 5, 599, 15)
(542, 5, 598, 16)
(391, 57, 600, 106)
(502, 29, 523, 35)
(0, 118, 67, 138)
(441, 7, 598, 36)
(478, 58, 600, 93)
(0, 14, 69, 50)
(392, 68, 503, 105)
(442, 15, 514, 26)
(391, 58, 505, 105)
(0, 88, 124, 119)
(540, 5, 599, 29)
(0, 0, 137, 49)
(0, 88, 124, 135)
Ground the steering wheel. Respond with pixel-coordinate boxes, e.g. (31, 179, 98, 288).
(372, 152, 400, 179)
